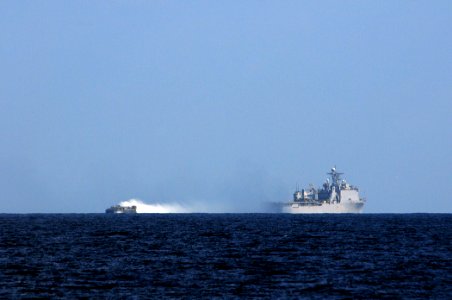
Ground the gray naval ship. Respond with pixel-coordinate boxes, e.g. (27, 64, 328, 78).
(283, 167, 365, 213)
(105, 205, 137, 214)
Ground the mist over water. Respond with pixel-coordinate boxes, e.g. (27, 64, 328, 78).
(118, 197, 277, 214)
(118, 166, 285, 213)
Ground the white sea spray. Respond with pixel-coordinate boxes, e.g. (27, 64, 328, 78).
(119, 199, 192, 213)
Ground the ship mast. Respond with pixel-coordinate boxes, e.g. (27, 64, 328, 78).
(327, 166, 343, 187)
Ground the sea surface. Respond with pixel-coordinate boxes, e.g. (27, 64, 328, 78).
(0, 214, 451, 298)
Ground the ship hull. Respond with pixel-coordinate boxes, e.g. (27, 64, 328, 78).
(282, 201, 364, 213)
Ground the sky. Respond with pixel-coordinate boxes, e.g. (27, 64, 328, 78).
(0, 1, 451, 213)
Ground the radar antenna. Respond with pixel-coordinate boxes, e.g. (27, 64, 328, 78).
(327, 165, 344, 185)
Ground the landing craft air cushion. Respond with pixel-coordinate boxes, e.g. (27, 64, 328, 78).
(105, 205, 137, 214)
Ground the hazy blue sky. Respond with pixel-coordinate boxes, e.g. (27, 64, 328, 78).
(1, 1, 451, 213)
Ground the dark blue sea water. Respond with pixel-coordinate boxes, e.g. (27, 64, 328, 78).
(1, 214, 451, 298)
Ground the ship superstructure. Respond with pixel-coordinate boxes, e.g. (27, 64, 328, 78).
(283, 167, 365, 213)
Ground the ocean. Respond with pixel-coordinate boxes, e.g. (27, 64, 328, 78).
(0, 214, 451, 298)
